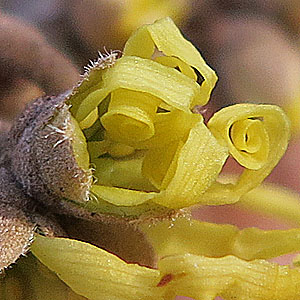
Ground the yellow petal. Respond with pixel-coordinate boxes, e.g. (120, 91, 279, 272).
(68, 66, 108, 119)
(101, 88, 160, 144)
(133, 110, 201, 149)
(232, 227, 300, 260)
(158, 254, 300, 300)
(230, 118, 269, 163)
(124, 17, 217, 105)
(142, 141, 183, 190)
(91, 153, 155, 191)
(31, 235, 163, 300)
(142, 216, 300, 261)
(122, 25, 155, 59)
(207, 104, 290, 200)
(91, 185, 157, 206)
(154, 56, 197, 80)
(152, 120, 229, 208)
(79, 108, 98, 130)
(141, 217, 239, 258)
(73, 56, 201, 122)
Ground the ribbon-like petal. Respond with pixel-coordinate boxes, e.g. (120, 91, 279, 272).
(31, 235, 163, 300)
(206, 104, 290, 202)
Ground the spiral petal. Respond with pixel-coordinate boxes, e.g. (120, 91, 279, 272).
(206, 104, 290, 200)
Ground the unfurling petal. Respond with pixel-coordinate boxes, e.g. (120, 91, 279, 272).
(71, 56, 202, 122)
(124, 17, 217, 105)
(206, 104, 290, 202)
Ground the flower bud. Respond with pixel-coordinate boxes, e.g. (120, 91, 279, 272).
(6, 18, 290, 221)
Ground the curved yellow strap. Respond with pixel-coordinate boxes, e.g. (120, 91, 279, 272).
(238, 182, 300, 226)
(206, 104, 290, 202)
(151, 120, 228, 208)
(31, 235, 163, 300)
(124, 17, 217, 106)
(73, 56, 201, 122)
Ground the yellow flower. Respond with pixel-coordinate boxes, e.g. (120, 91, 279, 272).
(64, 17, 289, 215)
(1, 17, 299, 300)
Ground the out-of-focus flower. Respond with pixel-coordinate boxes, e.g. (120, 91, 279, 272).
(0, 17, 299, 300)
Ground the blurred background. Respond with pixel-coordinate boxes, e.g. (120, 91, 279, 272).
(0, 0, 300, 273)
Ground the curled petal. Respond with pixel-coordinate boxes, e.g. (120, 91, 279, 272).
(124, 17, 217, 105)
(71, 56, 201, 122)
(229, 118, 269, 168)
(101, 88, 160, 144)
(154, 56, 197, 80)
(207, 104, 290, 200)
(132, 110, 199, 149)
